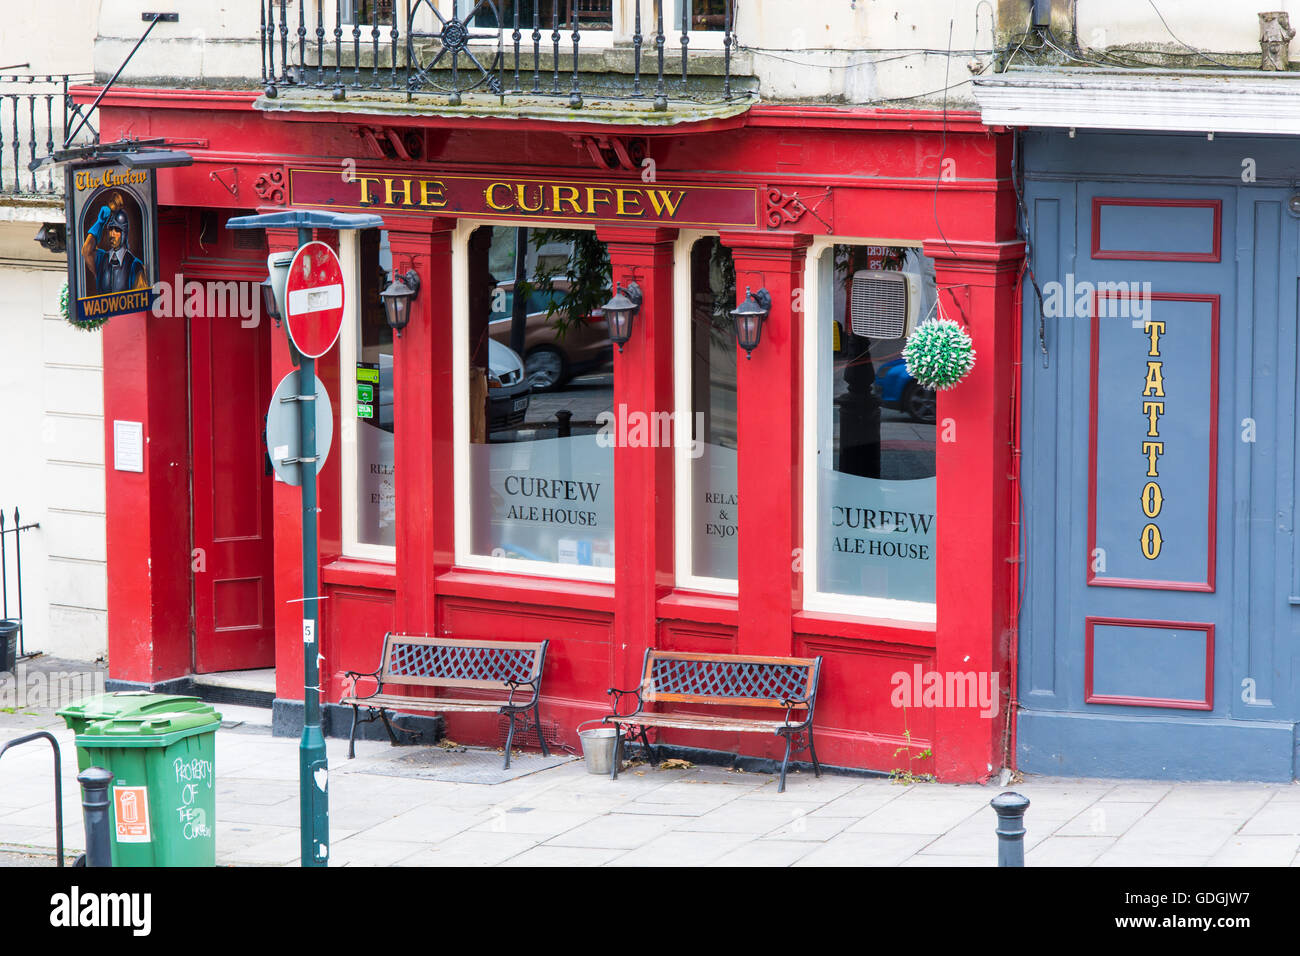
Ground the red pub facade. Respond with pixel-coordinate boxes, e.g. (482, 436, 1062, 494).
(93, 82, 1022, 782)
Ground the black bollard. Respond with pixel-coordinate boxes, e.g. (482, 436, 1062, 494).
(78, 767, 114, 867)
(555, 409, 573, 438)
(990, 791, 1030, 867)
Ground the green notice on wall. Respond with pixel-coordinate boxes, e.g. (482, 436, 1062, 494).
(356, 363, 378, 419)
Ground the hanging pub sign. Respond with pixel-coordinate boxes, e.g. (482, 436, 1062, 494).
(287, 167, 760, 229)
(66, 161, 159, 323)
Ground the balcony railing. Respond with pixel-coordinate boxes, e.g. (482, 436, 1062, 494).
(260, 0, 746, 110)
(0, 74, 97, 198)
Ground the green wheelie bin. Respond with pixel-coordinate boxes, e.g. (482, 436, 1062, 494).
(57, 692, 212, 771)
(75, 710, 222, 867)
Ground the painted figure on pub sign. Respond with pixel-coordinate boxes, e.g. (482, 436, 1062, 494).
(80, 189, 149, 294)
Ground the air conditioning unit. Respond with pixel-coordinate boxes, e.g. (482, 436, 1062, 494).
(850, 269, 921, 339)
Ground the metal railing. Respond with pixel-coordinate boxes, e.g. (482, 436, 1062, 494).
(0, 74, 96, 197)
(0, 732, 65, 866)
(1, 508, 39, 659)
(261, 0, 742, 109)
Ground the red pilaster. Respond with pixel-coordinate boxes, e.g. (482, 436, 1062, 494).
(720, 232, 812, 657)
(388, 218, 456, 634)
(102, 210, 193, 683)
(923, 238, 1025, 781)
(597, 225, 677, 690)
(266, 228, 306, 701)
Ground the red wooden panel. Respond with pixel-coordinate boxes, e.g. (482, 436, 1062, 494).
(190, 244, 276, 674)
(1084, 617, 1214, 710)
(1091, 197, 1222, 262)
(323, 585, 397, 702)
(1086, 292, 1219, 592)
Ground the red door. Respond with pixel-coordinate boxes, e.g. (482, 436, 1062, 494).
(189, 279, 276, 673)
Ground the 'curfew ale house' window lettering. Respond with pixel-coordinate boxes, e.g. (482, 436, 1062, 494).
(815, 244, 938, 606)
(467, 225, 616, 569)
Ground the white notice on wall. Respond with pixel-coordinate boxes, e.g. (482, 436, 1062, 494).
(113, 420, 144, 473)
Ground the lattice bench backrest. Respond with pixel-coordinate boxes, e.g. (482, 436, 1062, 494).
(380, 634, 546, 689)
(643, 651, 820, 709)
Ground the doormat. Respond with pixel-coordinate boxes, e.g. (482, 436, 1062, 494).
(354, 745, 576, 785)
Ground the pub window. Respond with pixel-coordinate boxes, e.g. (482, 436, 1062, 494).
(676, 235, 737, 589)
(342, 0, 396, 24)
(457, 223, 616, 579)
(341, 229, 396, 559)
(805, 242, 938, 620)
(473, 1, 614, 30)
(673, 0, 729, 31)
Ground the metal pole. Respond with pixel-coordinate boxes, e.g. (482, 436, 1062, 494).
(78, 767, 113, 867)
(64, 13, 165, 148)
(990, 791, 1030, 866)
(296, 228, 329, 868)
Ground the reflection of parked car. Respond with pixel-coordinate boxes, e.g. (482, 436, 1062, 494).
(379, 340, 529, 433)
(873, 357, 936, 424)
(488, 279, 613, 391)
(486, 339, 531, 431)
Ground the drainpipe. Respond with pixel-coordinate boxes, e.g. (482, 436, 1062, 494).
(1007, 256, 1024, 777)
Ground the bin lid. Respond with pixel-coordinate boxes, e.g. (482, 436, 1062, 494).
(57, 692, 209, 723)
(76, 710, 223, 749)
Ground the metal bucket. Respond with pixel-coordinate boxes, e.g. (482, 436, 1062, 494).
(577, 720, 621, 775)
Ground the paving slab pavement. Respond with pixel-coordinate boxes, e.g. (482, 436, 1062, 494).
(1, 697, 1299, 867)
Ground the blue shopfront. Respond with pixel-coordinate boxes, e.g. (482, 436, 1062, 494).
(1014, 128, 1300, 780)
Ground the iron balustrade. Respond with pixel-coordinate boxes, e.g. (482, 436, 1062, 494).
(0, 74, 95, 196)
(260, 0, 742, 110)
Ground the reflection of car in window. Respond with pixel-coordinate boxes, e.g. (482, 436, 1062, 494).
(873, 357, 937, 425)
(376, 340, 530, 434)
(487, 279, 613, 392)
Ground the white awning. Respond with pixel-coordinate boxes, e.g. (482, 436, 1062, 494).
(973, 67, 1300, 136)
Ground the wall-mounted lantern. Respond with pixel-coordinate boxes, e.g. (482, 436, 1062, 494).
(259, 277, 281, 328)
(731, 286, 772, 359)
(380, 269, 421, 336)
(601, 281, 643, 353)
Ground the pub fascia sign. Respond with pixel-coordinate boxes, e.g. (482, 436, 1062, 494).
(288, 168, 760, 228)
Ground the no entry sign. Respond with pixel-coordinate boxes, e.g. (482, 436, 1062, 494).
(285, 240, 345, 358)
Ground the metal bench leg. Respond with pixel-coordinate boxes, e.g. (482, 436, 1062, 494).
(503, 712, 517, 770)
(378, 709, 401, 747)
(348, 705, 360, 759)
(532, 703, 550, 757)
(778, 732, 794, 793)
(807, 730, 822, 778)
(610, 727, 621, 781)
(639, 726, 657, 766)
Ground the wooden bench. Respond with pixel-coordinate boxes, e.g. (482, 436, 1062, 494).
(604, 649, 823, 792)
(342, 634, 550, 769)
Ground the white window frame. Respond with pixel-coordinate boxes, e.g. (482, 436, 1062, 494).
(340, 229, 398, 563)
(800, 235, 937, 624)
(467, 2, 618, 49)
(667, 0, 731, 48)
(673, 229, 738, 595)
(452, 217, 615, 583)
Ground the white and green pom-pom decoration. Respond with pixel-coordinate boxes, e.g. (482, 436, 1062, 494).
(902, 318, 975, 391)
(61, 279, 109, 332)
